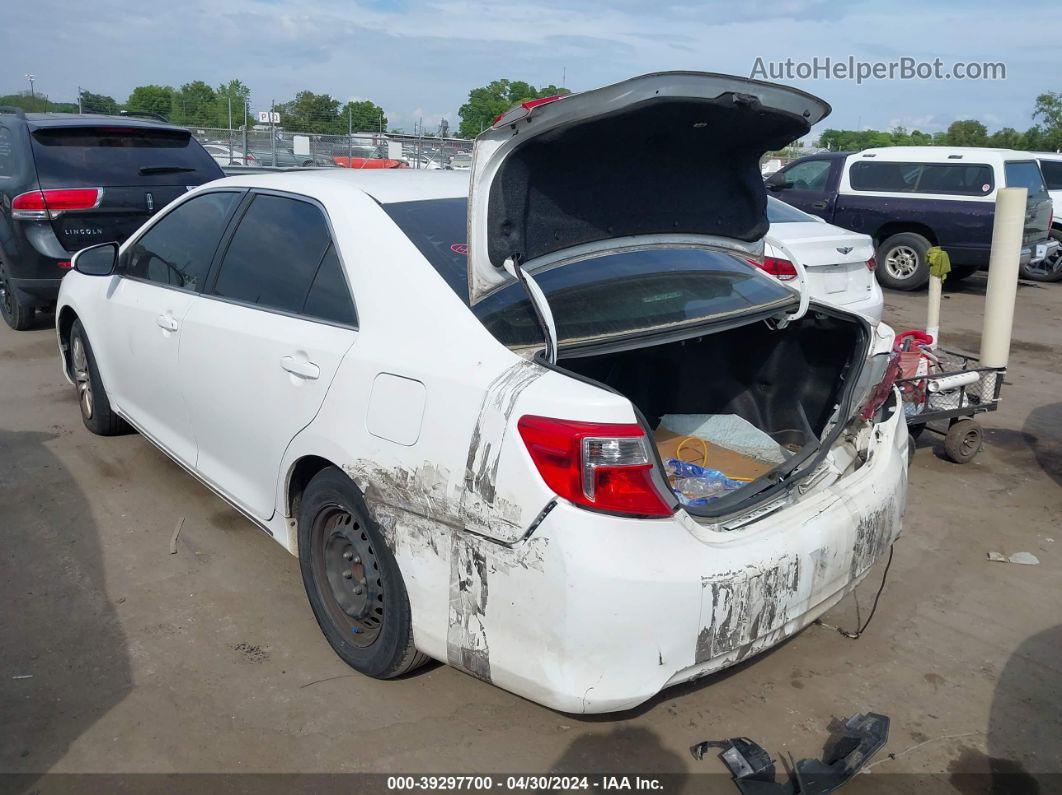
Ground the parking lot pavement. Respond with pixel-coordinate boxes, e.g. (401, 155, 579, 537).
(1, 273, 1060, 783)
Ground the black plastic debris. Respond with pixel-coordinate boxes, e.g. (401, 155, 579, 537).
(689, 712, 890, 795)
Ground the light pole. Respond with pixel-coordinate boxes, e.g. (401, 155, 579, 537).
(25, 74, 35, 100)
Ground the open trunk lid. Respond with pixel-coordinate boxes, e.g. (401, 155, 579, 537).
(466, 71, 831, 306)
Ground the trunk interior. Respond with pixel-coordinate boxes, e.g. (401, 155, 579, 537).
(558, 311, 867, 513)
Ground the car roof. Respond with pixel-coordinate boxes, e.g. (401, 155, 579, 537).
(12, 112, 186, 132)
(855, 146, 1037, 163)
(207, 168, 471, 204)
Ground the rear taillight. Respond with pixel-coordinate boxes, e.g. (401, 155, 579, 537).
(866, 256, 877, 271)
(858, 353, 902, 421)
(517, 415, 673, 517)
(750, 256, 798, 281)
(12, 188, 103, 220)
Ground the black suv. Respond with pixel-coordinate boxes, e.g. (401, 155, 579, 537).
(0, 108, 223, 329)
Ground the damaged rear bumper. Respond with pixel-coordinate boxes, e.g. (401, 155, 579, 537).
(460, 403, 907, 713)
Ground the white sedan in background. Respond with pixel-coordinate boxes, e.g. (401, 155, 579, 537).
(760, 197, 883, 322)
(54, 73, 905, 713)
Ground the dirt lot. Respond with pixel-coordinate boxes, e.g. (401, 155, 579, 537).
(2, 273, 1060, 790)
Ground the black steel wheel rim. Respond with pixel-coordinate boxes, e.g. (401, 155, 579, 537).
(960, 428, 980, 457)
(310, 503, 384, 647)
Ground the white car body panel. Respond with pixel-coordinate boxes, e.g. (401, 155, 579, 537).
(765, 219, 882, 321)
(57, 139, 904, 711)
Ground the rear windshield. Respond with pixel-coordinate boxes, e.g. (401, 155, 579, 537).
(1004, 161, 1047, 195)
(850, 161, 993, 196)
(30, 126, 222, 187)
(384, 198, 796, 348)
(766, 197, 815, 223)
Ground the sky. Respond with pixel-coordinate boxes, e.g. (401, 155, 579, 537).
(1, 0, 1056, 138)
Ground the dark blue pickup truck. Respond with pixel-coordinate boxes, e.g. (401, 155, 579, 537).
(766, 148, 1058, 289)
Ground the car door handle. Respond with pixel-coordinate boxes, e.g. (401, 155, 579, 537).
(156, 314, 179, 332)
(812, 200, 829, 209)
(280, 355, 320, 380)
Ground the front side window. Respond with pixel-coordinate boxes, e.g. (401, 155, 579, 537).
(126, 191, 240, 290)
(1005, 161, 1047, 195)
(211, 194, 333, 315)
(780, 159, 831, 190)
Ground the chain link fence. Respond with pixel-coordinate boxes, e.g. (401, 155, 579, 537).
(184, 126, 473, 170)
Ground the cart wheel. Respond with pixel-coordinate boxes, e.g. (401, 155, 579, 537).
(909, 423, 925, 441)
(907, 434, 917, 467)
(944, 419, 983, 464)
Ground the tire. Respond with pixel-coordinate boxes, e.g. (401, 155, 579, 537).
(943, 418, 983, 464)
(875, 232, 932, 291)
(909, 423, 925, 441)
(69, 319, 129, 436)
(948, 265, 980, 282)
(0, 256, 35, 331)
(1019, 229, 1062, 282)
(298, 466, 428, 679)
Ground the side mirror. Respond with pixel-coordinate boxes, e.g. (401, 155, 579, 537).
(72, 242, 119, 276)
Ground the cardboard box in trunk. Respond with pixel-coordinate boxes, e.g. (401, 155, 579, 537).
(654, 426, 773, 482)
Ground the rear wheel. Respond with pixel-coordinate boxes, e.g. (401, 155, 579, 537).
(1019, 229, 1062, 282)
(943, 418, 983, 464)
(69, 320, 129, 436)
(876, 232, 932, 291)
(0, 256, 35, 331)
(298, 467, 428, 679)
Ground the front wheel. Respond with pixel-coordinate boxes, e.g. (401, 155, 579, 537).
(875, 232, 932, 291)
(297, 467, 428, 679)
(69, 320, 129, 436)
(1019, 230, 1062, 282)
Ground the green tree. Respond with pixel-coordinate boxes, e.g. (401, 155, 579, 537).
(126, 85, 174, 119)
(277, 91, 341, 133)
(338, 99, 387, 134)
(944, 119, 988, 147)
(79, 89, 119, 115)
(215, 79, 251, 128)
(171, 81, 217, 126)
(0, 93, 77, 113)
(457, 79, 571, 138)
(1032, 91, 1062, 133)
(988, 126, 1023, 149)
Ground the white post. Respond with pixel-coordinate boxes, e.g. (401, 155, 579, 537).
(926, 274, 942, 348)
(979, 187, 1027, 368)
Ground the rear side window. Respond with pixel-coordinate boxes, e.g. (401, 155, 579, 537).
(766, 197, 814, 223)
(1005, 161, 1047, 194)
(850, 161, 992, 196)
(0, 127, 15, 177)
(916, 164, 993, 195)
(29, 126, 222, 187)
(1040, 160, 1062, 191)
(302, 244, 357, 326)
(126, 191, 240, 290)
(211, 194, 333, 315)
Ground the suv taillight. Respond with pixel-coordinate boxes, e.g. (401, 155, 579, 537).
(750, 256, 798, 281)
(12, 188, 103, 220)
(866, 256, 877, 271)
(517, 415, 673, 517)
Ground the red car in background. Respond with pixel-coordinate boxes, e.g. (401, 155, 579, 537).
(333, 144, 408, 169)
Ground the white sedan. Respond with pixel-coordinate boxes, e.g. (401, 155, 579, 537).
(760, 197, 883, 321)
(56, 73, 906, 713)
